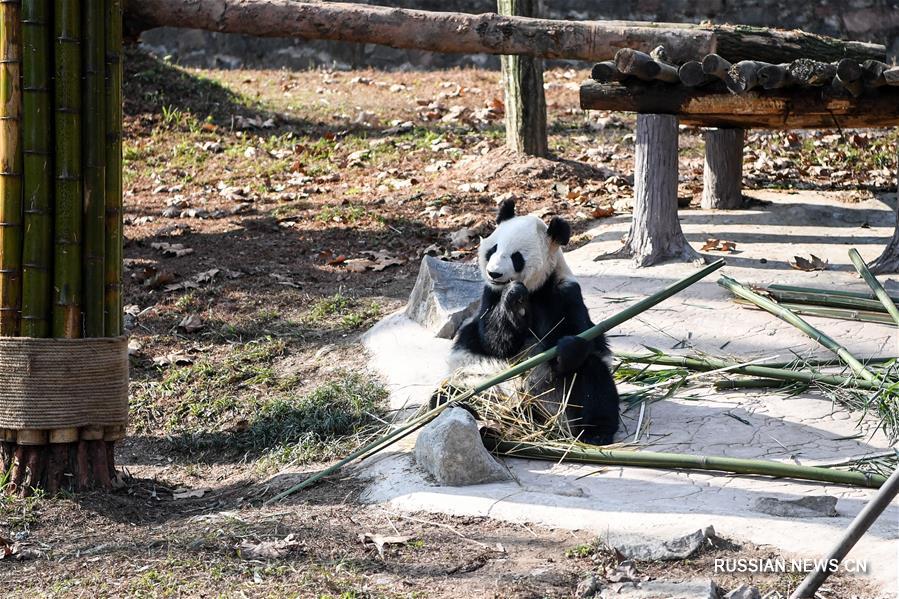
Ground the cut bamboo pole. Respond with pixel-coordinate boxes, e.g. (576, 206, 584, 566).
(718, 276, 879, 384)
(763, 286, 888, 313)
(848, 248, 899, 326)
(615, 352, 882, 391)
(0, 0, 23, 336)
(767, 284, 885, 301)
(485, 440, 886, 488)
(734, 298, 896, 326)
(82, 0, 105, 337)
(104, 0, 123, 335)
(265, 259, 726, 503)
(52, 0, 82, 338)
(20, 0, 52, 338)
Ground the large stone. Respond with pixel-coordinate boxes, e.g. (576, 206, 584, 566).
(723, 583, 761, 599)
(600, 579, 719, 599)
(405, 256, 482, 339)
(414, 407, 511, 486)
(606, 526, 715, 561)
(752, 496, 838, 518)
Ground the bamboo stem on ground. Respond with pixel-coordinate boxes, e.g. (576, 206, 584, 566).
(763, 287, 890, 314)
(0, 0, 23, 336)
(103, 0, 122, 335)
(265, 259, 726, 503)
(20, 0, 52, 338)
(52, 0, 82, 338)
(848, 248, 899, 326)
(615, 352, 882, 390)
(484, 440, 886, 489)
(734, 298, 896, 326)
(82, 0, 105, 337)
(718, 276, 880, 384)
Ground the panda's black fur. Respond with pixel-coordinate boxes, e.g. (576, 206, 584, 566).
(438, 199, 620, 445)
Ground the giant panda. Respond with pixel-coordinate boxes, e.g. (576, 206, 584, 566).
(437, 198, 621, 445)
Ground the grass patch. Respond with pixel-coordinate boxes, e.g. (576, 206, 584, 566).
(130, 339, 388, 466)
(307, 293, 382, 330)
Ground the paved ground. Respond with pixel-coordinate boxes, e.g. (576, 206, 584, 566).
(361, 191, 899, 595)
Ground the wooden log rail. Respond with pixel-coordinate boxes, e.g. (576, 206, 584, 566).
(580, 81, 899, 129)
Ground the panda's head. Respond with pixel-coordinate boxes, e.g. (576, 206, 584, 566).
(478, 199, 571, 292)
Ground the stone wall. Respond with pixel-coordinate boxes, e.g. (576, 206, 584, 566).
(138, 0, 899, 70)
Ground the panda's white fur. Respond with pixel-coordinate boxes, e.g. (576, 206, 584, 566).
(478, 214, 572, 293)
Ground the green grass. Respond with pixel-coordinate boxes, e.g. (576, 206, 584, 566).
(130, 339, 388, 466)
(307, 293, 382, 330)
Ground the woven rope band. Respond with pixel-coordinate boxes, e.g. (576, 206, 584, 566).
(0, 336, 129, 429)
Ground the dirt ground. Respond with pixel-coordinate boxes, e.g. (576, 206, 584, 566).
(0, 47, 894, 597)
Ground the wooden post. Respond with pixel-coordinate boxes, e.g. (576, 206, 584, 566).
(701, 128, 744, 209)
(597, 114, 700, 266)
(869, 138, 899, 274)
(498, 0, 547, 157)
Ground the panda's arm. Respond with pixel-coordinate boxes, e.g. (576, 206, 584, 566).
(552, 280, 610, 374)
(455, 285, 528, 359)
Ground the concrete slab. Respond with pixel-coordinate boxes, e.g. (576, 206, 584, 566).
(360, 191, 899, 595)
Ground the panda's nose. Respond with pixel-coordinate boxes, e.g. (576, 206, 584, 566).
(488, 271, 504, 280)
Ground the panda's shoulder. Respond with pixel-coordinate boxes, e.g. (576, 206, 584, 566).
(534, 273, 584, 304)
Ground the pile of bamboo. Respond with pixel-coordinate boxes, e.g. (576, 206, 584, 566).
(592, 47, 899, 97)
(0, 0, 123, 492)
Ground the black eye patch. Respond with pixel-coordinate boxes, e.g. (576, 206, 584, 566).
(511, 251, 525, 272)
(485, 245, 497, 260)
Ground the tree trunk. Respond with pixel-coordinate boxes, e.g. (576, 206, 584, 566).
(869, 142, 899, 274)
(579, 81, 899, 130)
(122, 0, 887, 64)
(0, 434, 117, 495)
(498, 0, 546, 157)
(701, 128, 744, 209)
(597, 114, 700, 266)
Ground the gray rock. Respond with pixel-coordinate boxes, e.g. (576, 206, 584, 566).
(405, 256, 482, 339)
(600, 579, 719, 599)
(414, 408, 511, 486)
(608, 526, 715, 562)
(577, 573, 602, 598)
(753, 496, 838, 518)
(723, 583, 761, 599)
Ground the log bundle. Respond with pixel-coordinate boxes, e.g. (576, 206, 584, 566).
(0, 0, 125, 495)
(583, 47, 899, 129)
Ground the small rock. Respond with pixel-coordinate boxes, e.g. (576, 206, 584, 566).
(405, 256, 482, 339)
(577, 573, 602, 598)
(414, 407, 510, 486)
(608, 527, 714, 562)
(753, 496, 838, 518)
(724, 583, 761, 599)
(600, 579, 718, 599)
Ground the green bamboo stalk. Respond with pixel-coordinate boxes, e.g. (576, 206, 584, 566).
(103, 0, 122, 336)
(714, 378, 796, 390)
(484, 439, 887, 489)
(762, 355, 896, 369)
(265, 259, 726, 504)
(615, 352, 882, 390)
(81, 0, 105, 337)
(763, 287, 888, 314)
(848, 248, 899, 326)
(20, 0, 52, 338)
(719, 275, 879, 384)
(735, 298, 896, 326)
(0, 0, 23, 336)
(768, 284, 897, 303)
(52, 0, 82, 338)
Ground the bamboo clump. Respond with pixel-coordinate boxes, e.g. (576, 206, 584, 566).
(0, 0, 126, 492)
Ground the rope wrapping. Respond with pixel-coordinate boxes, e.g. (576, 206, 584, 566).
(0, 335, 128, 429)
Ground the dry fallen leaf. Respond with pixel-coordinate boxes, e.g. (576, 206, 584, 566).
(700, 238, 737, 253)
(151, 242, 194, 257)
(591, 206, 615, 219)
(790, 254, 828, 271)
(178, 314, 204, 333)
(358, 533, 412, 558)
(239, 534, 303, 560)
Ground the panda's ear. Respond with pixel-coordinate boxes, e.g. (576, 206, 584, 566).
(547, 216, 571, 246)
(496, 199, 516, 224)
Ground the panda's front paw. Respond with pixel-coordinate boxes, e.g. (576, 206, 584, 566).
(554, 335, 591, 374)
(502, 281, 529, 314)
